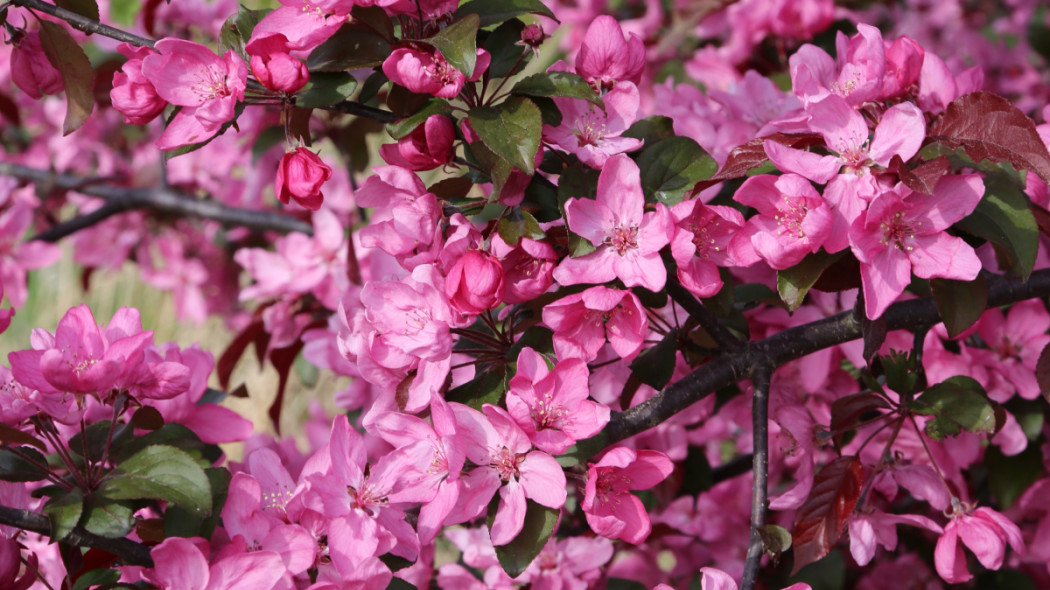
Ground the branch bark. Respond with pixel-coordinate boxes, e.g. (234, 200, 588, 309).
(0, 162, 314, 239)
(10, 0, 155, 47)
(0, 505, 153, 567)
(740, 364, 773, 590)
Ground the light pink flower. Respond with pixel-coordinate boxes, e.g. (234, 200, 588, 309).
(973, 300, 1050, 402)
(849, 176, 984, 319)
(934, 505, 1024, 583)
(670, 199, 752, 298)
(732, 173, 833, 270)
(555, 154, 673, 291)
(583, 446, 673, 544)
(542, 286, 649, 362)
(147, 536, 287, 590)
(0, 203, 63, 309)
(250, 0, 353, 51)
(355, 166, 442, 270)
(543, 81, 643, 169)
(141, 38, 247, 150)
(848, 511, 943, 566)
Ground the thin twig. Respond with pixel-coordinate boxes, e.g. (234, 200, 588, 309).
(666, 276, 743, 351)
(10, 0, 155, 47)
(0, 162, 313, 239)
(740, 363, 773, 590)
(0, 505, 154, 567)
(321, 100, 400, 123)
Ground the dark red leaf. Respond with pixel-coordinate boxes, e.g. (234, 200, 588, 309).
(216, 319, 265, 390)
(791, 455, 863, 574)
(0, 424, 47, 451)
(1036, 342, 1050, 404)
(929, 91, 1050, 184)
(829, 393, 890, 448)
(267, 341, 305, 434)
(142, 0, 165, 36)
(1030, 204, 1050, 238)
(886, 155, 950, 195)
(693, 133, 824, 192)
(862, 315, 887, 365)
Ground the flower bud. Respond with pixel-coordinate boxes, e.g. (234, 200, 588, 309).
(10, 31, 63, 100)
(519, 24, 546, 56)
(111, 43, 167, 125)
(275, 147, 332, 210)
(246, 33, 309, 94)
(379, 114, 455, 170)
(444, 250, 505, 315)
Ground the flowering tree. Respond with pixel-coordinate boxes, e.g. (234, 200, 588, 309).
(2, 0, 1050, 589)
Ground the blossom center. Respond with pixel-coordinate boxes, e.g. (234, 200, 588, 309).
(492, 446, 523, 481)
(530, 392, 565, 430)
(605, 223, 639, 256)
(879, 210, 916, 251)
(575, 111, 606, 147)
(689, 217, 725, 260)
(773, 197, 809, 239)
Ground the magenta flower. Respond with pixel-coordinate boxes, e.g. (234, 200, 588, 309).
(250, 0, 352, 51)
(849, 175, 984, 319)
(543, 81, 643, 169)
(670, 199, 752, 298)
(111, 43, 167, 125)
(379, 114, 455, 171)
(554, 154, 673, 291)
(490, 234, 557, 304)
(355, 166, 442, 269)
(275, 147, 332, 210)
(934, 505, 1024, 583)
(582, 446, 673, 544)
(973, 299, 1050, 402)
(0, 203, 62, 309)
(444, 250, 505, 315)
(542, 286, 649, 362)
(147, 536, 287, 590)
(732, 173, 833, 270)
(245, 33, 309, 94)
(383, 47, 490, 99)
(10, 31, 62, 99)
(141, 38, 247, 150)
(0, 284, 10, 336)
(506, 347, 609, 454)
(575, 15, 645, 90)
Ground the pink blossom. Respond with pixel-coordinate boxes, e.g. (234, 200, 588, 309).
(848, 511, 943, 566)
(275, 147, 333, 210)
(490, 234, 557, 304)
(934, 505, 1024, 583)
(380, 114, 455, 171)
(444, 250, 505, 315)
(543, 81, 643, 169)
(0, 203, 63, 309)
(10, 31, 62, 100)
(696, 567, 812, 590)
(516, 536, 615, 588)
(583, 446, 673, 544)
(246, 33, 309, 94)
(111, 43, 167, 125)
(0, 284, 11, 336)
(790, 24, 886, 105)
(972, 300, 1050, 402)
(221, 473, 317, 576)
(542, 286, 649, 362)
(849, 176, 984, 319)
(250, 0, 353, 51)
(575, 15, 645, 90)
(383, 47, 490, 99)
(147, 536, 288, 590)
(880, 35, 925, 100)
(141, 38, 247, 150)
(732, 173, 833, 270)
(506, 347, 609, 454)
(355, 166, 442, 269)
(670, 199, 752, 298)
(554, 154, 673, 291)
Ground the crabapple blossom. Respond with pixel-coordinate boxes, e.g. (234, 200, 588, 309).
(250, 0, 353, 51)
(732, 173, 832, 270)
(444, 250, 505, 315)
(355, 166, 442, 269)
(575, 15, 645, 90)
(670, 199, 752, 298)
(383, 47, 490, 99)
(582, 446, 673, 544)
(146, 536, 288, 590)
(542, 286, 649, 362)
(935, 504, 1025, 583)
(543, 80, 643, 168)
(275, 147, 333, 210)
(111, 44, 167, 125)
(246, 34, 310, 94)
(489, 234, 557, 304)
(380, 114, 455, 171)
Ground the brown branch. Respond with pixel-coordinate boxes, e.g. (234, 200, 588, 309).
(0, 162, 314, 239)
(741, 363, 773, 590)
(10, 0, 155, 47)
(0, 505, 153, 567)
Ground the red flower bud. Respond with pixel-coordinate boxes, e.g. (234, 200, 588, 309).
(444, 250, 505, 315)
(275, 147, 332, 210)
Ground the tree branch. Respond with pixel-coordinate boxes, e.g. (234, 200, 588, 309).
(666, 276, 743, 351)
(740, 363, 773, 590)
(321, 100, 400, 123)
(0, 162, 314, 239)
(601, 268, 1050, 448)
(10, 0, 155, 47)
(0, 505, 153, 567)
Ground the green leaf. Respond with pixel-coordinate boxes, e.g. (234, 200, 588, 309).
(469, 97, 542, 174)
(43, 489, 83, 540)
(497, 209, 545, 246)
(296, 72, 358, 108)
(637, 137, 718, 206)
(511, 72, 602, 106)
(931, 275, 988, 338)
(490, 499, 559, 578)
(429, 14, 480, 76)
(607, 579, 648, 590)
(72, 568, 121, 590)
(777, 250, 844, 312)
(386, 100, 451, 140)
(100, 445, 212, 515)
(307, 12, 392, 71)
(483, 19, 528, 78)
(454, 0, 557, 27)
(164, 102, 246, 160)
(81, 496, 135, 538)
(38, 20, 94, 135)
(218, 5, 266, 63)
(113, 423, 220, 466)
(955, 176, 1039, 281)
(623, 115, 675, 144)
(630, 328, 678, 390)
(55, 0, 99, 21)
(69, 421, 130, 463)
(758, 523, 793, 559)
(912, 376, 1003, 440)
(0, 446, 50, 482)
(986, 444, 1042, 509)
(164, 467, 231, 539)
(446, 365, 508, 410)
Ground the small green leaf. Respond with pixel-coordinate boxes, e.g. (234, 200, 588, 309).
(986, 444, 1042, 509)
(0, 446, 50, 482)
(38, 21, 94, 135)
(630, 328, 678, 390)
(469, 97, 542, 174)
(758, 523, 793, 558)
(101, 445, 212, 515)
(307, 15, 391, 71)
(429, 14, 480, 76)
(296, 72, 358, 108)
(55, 0, 99, 21)
(637, 137, 718, 206)
(81, 496, 135, 538)
(483, 19, 528, 78)
(446, 365, 508, 410)
(454, 0, 557, 27)
(386, 100, 451, 140)
(490, 499, 559, 578)
(931, 275, 988, 338)
(218, 5, 267, 62)
(43, 489, 83, 540)
(113, 423, 220, 466)
(511, 72, 602, 106)
(623, 115, 675, 144)
(72, 568, 121, 590)
(164, 467, 232, 539)
(496, 209, 545, 246)
(777, 250, 844, 312)
(956, 177, 1038, 280)
(912, 376, 1002, 440)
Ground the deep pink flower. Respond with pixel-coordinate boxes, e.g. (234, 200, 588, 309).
(380, 114, 455, 171)
(444, 250, 505, 315)
(0, 203, 63, 309)
(583, 447, 673, 544)
(275, 147, 333, 210)
(355, 166, 442, 269)
(147, 536, 287, 590)
(555, 154, 673, 291)
(670, 199, 751, 298)
(849, 176, 984, 319)
(250, 0, 353, 51)
(246, 33, 309, 94)
(383, 47, 490, 99)
(575, 15, 645, 90)
(10, 31, 62, 100)
(934, 505, 1024, 583)
(732, 173, 833, 270)
(141, 38, 247, 150)
(111, 43, 167, 125)
(543, 81, 643, 169)
(542, 286, 649, 362)
(490, 234, 557, 304)
(972, 299, 1050, 402)
(848, 511, 943, 566)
